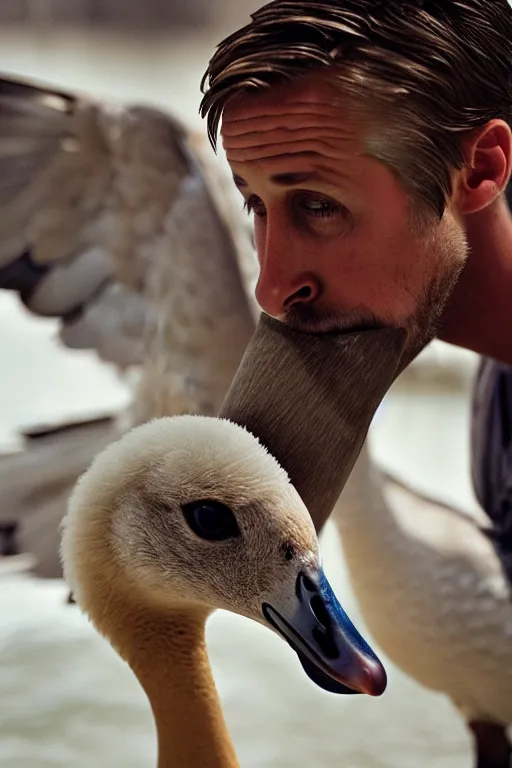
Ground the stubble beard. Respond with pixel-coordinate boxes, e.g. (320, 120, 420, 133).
(282, 214, 468, 372)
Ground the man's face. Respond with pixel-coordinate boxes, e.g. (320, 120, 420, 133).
(221, 75, 467, 361)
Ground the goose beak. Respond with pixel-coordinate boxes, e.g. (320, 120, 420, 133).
(262, 569, 387, 697)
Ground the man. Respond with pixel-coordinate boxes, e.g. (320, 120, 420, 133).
(200, 0, 512, 542)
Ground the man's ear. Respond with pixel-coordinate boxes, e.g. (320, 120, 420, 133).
(454, 120, 512, 215)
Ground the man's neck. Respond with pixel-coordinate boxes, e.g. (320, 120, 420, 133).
(438, 196, 512, 365)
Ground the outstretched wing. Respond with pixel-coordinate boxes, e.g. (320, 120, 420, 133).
(0, 73, 258, 374)
(0, 74, 261, 577)
(0, 73, 154, 368)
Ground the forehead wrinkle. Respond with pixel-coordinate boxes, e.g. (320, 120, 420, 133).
(222, 109, 360, 141)
(225, 136, 360, 166)
(222, 127, 357, 151)
(223, 86, 347, 120)
(222, 107, 362, 166)
(222, 108, 349, 134)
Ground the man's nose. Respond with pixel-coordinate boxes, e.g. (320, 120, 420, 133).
(255, 229, 321, 319)
(256, 275, 321, 318)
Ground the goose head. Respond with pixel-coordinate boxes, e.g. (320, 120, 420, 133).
(61, 415, 386, 697)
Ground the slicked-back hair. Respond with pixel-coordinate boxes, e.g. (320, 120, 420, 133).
(200, 0, 512, 217)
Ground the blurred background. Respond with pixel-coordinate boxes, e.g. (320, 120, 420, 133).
(0, 0, 247, 30)
(0, 3, 486, 767)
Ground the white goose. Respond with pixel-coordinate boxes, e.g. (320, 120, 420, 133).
(60, 414, 386, 768)
(330, 439, 512, 768)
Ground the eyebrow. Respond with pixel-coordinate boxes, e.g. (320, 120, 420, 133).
(232, 171, 321, 189)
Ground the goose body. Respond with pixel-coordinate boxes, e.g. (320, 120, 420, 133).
(333, 443, 512, 760)
(60, 415, 386, 768)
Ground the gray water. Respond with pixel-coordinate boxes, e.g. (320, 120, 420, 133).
(0, 22, 482, 767)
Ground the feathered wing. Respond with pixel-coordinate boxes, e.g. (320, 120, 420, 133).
(0, 415, 119, 578)
(0, 74, 146, 368)
(0, 73, 258, 379)
(0, 74, 260, 578)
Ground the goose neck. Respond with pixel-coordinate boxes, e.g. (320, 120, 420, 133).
(127, 608, 239, 768)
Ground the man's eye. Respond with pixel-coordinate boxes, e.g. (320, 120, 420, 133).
(243, 195, 266, 217)
(297, 195, 343, 218)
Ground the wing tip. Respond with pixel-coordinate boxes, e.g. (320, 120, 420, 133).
(0, 72, 76, 113)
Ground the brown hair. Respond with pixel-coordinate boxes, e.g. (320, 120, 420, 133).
(200, 0, 512, 217)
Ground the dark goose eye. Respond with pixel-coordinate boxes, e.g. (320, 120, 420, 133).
(182, 500, 241, 541)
